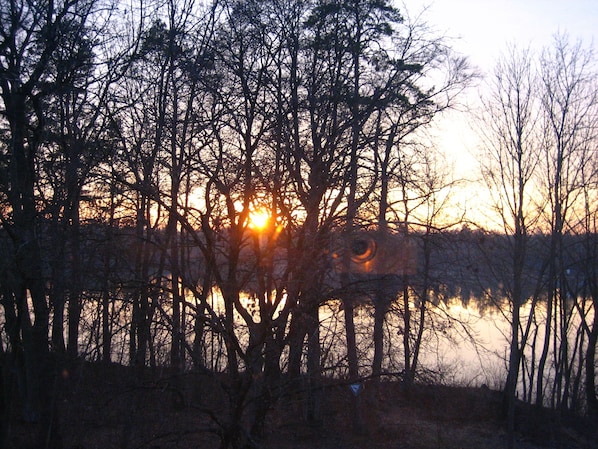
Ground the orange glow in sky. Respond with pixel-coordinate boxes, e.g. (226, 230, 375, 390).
(248, 207, 271, 231)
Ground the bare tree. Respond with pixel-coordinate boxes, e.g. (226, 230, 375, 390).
(372, 9, 474, 388)
(477, 44, 543, 447)
(578, 139, 598, 418)
(0, 0, 130, 445)
(536, 34, 598, 411)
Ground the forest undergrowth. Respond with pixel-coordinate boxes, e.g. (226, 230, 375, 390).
(6, 361, 597, 449)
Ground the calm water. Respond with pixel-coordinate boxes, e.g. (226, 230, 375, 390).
(75, 292, 586, 397)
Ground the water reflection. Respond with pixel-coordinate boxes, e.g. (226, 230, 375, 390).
(73, 289, 587, 400)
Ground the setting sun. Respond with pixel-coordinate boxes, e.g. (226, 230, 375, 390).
(248, 207, 271, 230)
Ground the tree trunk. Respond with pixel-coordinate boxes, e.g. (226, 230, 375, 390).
(8, 92, 59, 446)
(305, 305, 322, 423)
(372, 292, 389, 385)
(585, 303, 598, 417)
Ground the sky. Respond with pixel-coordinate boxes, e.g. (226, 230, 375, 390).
(398, 0, 598, 227)
(401, 0, 597, 73)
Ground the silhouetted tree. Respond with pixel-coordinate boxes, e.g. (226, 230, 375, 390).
(477, 44, 543, 448)
(0, 0, 123, 445)
(536, 34, 598, 411)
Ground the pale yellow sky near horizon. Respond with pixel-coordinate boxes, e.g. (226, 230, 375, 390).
(399, 0, 598, 229)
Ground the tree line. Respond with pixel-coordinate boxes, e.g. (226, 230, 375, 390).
(0, 0, 597, 448)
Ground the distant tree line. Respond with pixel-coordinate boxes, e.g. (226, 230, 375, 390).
(0, 0, 596, 448)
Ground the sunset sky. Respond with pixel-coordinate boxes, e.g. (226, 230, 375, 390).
(400, 0, 598, 227)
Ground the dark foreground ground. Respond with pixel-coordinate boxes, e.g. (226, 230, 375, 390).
(7, 362, 598, 449)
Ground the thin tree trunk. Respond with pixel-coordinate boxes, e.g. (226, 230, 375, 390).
(371, 298, 386, 384)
